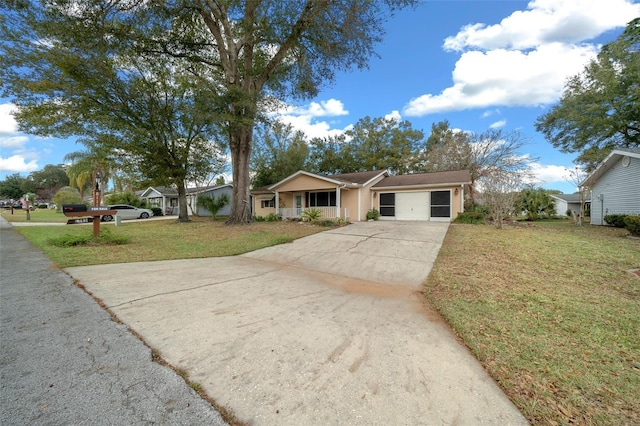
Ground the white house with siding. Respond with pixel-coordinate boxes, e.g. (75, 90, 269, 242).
(188, 184, 233, 217)
(550, 193, 590, 217)
(580, 148, 640, 225)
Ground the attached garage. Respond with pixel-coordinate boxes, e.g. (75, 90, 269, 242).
(378, 190, 452, 221)
(372, 170, 471, 222)
(395, 192, 430, 220)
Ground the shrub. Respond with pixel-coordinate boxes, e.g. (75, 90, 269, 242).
(266, 213, 281, 222)
(37, 204, 48, 209)
(623, 215, 640, 236)
(366, 209, 379, 220)
(105, 191, 148, 208)
(336, 217, 349, 226)
(52, 187, 83, 212)
(253, 215, 266, 222)
(150, 207, 163, 217)
(465, 202, 490, 216)
(197, 193, 229, 217)
(301, 208, 322, 222)
(47, 229, 130, 247)
(604, 214, 628, 228)
(453, 211, 485, 224)
(316, 219, 338, 227)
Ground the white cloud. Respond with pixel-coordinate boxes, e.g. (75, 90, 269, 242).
(403, 0, 639, 117)
(489, 120, 507, 129)
(528, 162, 572, 186)
(443, 0, 639, 51)
(273, 98, 352, 140)
(291, 98, 349, 117)
(0, 104, 19, 134)
(0, 135, 29, 149)
(384, 110, 402, 122)
(404, 43, 597, 116)
(482, 109, 500, 118)
(277, 114, 351, 140)
(0, 155, 39, 173)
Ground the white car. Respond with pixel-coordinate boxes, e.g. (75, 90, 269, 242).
(101, 204, 153, 222)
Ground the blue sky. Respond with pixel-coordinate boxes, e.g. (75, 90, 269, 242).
(1, 0, 638, 193)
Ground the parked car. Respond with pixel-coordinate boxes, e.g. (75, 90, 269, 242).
(101, 204, 154, 222)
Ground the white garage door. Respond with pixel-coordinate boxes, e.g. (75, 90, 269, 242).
(396, 192, 430, 220)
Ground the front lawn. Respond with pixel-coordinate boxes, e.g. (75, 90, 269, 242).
(15, 217, 326, 267)
(1, 207, 67, 223)
(426, 221, 640, 425)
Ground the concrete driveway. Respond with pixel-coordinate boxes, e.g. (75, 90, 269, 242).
(66, 221, 528, 425)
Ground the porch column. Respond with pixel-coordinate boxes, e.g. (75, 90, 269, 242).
(336, 186, 341, 218)
(275, 191, 280, 217)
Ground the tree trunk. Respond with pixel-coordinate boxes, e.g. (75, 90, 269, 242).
(227, 128, 253, 224)
(176, 180, 190, 222)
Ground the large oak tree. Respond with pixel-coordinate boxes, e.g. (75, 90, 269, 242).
(535, 18, 640, 171)
(1, 2, 226, 221)
(2, 0, 416, 224)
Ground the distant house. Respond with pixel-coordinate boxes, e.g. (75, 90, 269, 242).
(188, 184, 233, 217)
(141, 184, 234, 217)
(550, 193, 590, 217)
(251, 169, 471, 222)
(580, 148, 640, 225)
(140, 186, 179, 215)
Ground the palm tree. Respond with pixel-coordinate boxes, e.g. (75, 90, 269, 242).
(64, 141, 115, 204)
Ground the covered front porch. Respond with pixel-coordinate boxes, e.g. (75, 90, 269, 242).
(275, 189, 350, 220)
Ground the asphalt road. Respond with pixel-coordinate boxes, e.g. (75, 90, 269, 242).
(0, 217, 227, 425)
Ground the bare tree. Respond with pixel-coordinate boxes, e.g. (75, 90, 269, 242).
(419, 123, 535, 204)
(482, 168, 526, 229)
(565, 166, 589, 226)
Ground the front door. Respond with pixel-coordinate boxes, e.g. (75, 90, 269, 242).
(294, 194, 303, 217)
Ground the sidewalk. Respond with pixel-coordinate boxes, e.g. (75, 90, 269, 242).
(0, 216, 227, 425)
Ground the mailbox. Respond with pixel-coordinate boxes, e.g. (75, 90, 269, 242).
(62, 204, 88, 213)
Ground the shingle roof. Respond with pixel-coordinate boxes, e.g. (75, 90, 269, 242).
(551, 193, 589, 203)
(372, 170, 471, 188)
(325, 170, 387, 185)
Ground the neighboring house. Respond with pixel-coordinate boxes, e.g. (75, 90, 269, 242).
(252, 169, 471, 222)
(141, 184, 234, 217)
(580, 148, 640, 225)
(187, 184, 233, 217)
(550, 193, 590, 217)
(141, 186, 179, 215)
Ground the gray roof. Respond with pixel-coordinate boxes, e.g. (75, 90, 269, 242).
(373, 170, 472, 188)
(324, 170, 387, 185)
(551, 193, 590, 203)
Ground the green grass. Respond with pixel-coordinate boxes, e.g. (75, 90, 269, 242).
(15, 217, 325, 267)
(2, 208, 67, 223)
(425, 221, 640, 425)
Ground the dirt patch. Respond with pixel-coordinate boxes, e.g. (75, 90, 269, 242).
(628, 268, 640, 277)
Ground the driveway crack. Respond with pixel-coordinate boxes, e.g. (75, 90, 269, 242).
(106, 269, 278, 308)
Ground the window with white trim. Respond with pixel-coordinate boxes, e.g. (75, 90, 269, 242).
(261, 197, 275, 208)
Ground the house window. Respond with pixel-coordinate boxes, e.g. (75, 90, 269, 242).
(379, 193, 395, 216)
(261, 197, 275, 208)
(430, 190, 450, 218)
(307, 191, 336, 207)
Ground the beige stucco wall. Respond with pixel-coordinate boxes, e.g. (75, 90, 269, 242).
(276, 174, 337, 192)
(252, 196, 276, 218)
(340, 189, 358, 221)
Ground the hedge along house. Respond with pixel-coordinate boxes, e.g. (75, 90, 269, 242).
(371, 170, 471, 222)
(580, 148, 640, 225)
(252, 169, 471, 222)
